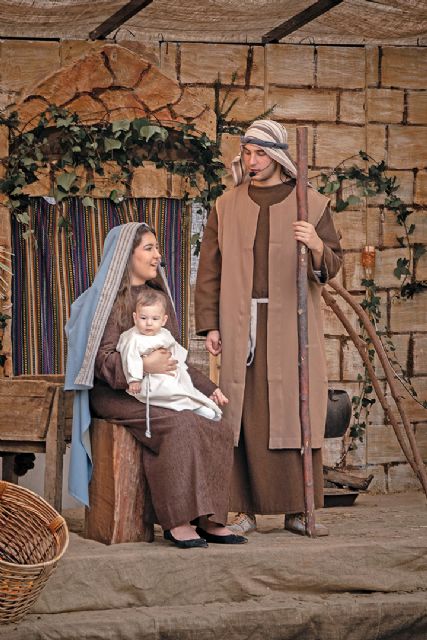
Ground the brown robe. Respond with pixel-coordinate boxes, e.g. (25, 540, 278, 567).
(89, 284, 234, 530)
(195, 181, 343, 514)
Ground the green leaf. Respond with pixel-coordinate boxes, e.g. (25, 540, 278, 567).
(109, 189, 123, 204)
(56, 171, 77, 193)
(413, 244, 426, 261)
(112, 119, 131, 133)
(55, 116, 74, 128)
(139, 125, 168, 142)
(393, 266, 407, 279)
(82, 196, 95, 208)
(15, 212, 30, 225)
(347, 195, 360, 206)
(335, 199, 349, 212)
(323, 181, 340, 194)
(104, 138, 122, 152)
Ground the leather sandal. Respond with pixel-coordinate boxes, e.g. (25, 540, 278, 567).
(284, 514, 329, 537)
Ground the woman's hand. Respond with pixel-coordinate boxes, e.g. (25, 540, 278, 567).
(293, 221, 324, 268)
(206, 330, 222, 356)
(143, 348, 177, 376)
(210, 388, 228, 407)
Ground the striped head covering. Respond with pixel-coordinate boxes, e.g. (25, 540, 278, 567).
(231, 120, 298, 186)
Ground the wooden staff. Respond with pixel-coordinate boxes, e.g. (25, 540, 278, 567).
(296, 126, 316, 537)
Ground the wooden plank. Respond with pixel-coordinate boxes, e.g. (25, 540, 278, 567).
(89, 0, 154, 40)
(44, 388, 65, 512)
(262, 0, 344, 44)
(85, 419, 154, 544)
(323, 466, 374, 491)
(1, 454, 18, 483)
(0, 442, 45, 453)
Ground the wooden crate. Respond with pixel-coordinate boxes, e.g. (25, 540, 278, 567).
(0, 376, 69, 512)
(0, 379, 57, 441)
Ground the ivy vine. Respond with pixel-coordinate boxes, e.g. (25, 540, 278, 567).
(0, 105, 226, 235)
(317, 151, 426, 300)
(317, 153, 427, 445)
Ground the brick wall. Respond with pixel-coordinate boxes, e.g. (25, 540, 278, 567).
(0, 40, 425, 491)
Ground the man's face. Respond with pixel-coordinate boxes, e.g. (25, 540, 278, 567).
(241, 143, 278, 182)
(133, 303, 167, 336)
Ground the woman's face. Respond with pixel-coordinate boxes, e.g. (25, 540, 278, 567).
(129, 231, 162, 285)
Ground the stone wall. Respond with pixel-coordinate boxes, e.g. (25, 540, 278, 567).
(0, 39, 426, 492)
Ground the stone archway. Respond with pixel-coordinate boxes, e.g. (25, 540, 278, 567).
(11, 43, 216, 200)
(15, 43, 215, 138)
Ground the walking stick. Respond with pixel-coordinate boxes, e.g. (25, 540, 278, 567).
(296, 126, 316, 537)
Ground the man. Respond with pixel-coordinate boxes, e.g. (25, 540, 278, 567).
(195, 120, 342, 535)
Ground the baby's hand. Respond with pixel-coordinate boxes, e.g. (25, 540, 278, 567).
(128, 381, 141, 395)
(210, 387, 228, 406)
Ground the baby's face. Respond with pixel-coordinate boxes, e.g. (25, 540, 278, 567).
(133, 303, 167, 336)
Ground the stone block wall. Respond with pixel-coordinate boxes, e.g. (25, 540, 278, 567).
(0, 39, 426, 492)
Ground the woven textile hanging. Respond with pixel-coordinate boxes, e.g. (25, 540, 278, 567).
(12, 197, 190, 375)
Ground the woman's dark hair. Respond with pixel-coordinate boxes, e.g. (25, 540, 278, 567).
(115, 224, 157, 328)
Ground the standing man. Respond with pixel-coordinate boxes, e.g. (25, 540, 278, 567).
(195, 120, 343, 536)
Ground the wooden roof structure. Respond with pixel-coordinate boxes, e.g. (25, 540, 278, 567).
(0, 0, 425, 45)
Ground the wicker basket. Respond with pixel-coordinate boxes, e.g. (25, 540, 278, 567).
(0, 481, 69, 624)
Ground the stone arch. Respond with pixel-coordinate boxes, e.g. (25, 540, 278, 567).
(11, 44, 216, 200)
(15, 44, 216, 140)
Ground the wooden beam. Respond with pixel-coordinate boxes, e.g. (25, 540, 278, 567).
(89, 0, 154, 40)
(262, 0, 344, 44)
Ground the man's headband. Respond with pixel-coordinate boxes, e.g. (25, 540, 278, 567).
(240, 136, 288, 150)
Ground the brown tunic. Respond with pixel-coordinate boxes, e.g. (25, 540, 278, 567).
(89, 284, 234, 530)
(195, 181, 343, 514)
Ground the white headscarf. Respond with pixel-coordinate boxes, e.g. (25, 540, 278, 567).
(231, 120, 298, 186)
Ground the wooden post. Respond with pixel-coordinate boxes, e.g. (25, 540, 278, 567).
(296, 126, 316, 537)
(85, 419, 154, 544)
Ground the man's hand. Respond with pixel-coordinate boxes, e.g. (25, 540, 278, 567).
(128, 381, 141, 395)
(210, 387, 228, 407)
(206, 330, 222, 356)
(143, 348, 177, 376)
(293, 220, 324, 268)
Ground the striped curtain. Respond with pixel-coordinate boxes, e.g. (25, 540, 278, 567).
(12, 197, 190, 375)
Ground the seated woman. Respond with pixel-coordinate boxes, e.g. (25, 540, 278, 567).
(65, 222, 246, 548)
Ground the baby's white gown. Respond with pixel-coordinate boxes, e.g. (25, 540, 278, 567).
(117, 326, 222, 421)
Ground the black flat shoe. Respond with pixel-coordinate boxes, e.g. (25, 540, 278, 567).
(196, 526, 248, 545)
(164, 529, 208, 549)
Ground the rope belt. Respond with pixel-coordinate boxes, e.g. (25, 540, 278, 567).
(247, 298, 268, 366)
(145, 373, 152, 438)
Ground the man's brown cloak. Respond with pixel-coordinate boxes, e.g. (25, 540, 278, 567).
(197, 182, 335, 449)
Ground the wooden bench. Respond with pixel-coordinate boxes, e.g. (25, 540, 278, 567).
(0, 375, 72, 512)
(85, 419, 154, 544)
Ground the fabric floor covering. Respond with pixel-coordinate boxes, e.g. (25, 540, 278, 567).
(1, 492, 426, 640)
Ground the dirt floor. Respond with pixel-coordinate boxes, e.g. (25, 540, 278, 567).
(1, 491, 426, 639)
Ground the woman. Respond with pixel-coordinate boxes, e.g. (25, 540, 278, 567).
(66, 222, 246, 548)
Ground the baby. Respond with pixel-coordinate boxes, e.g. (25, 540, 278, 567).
(116, 289, 228, 436)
